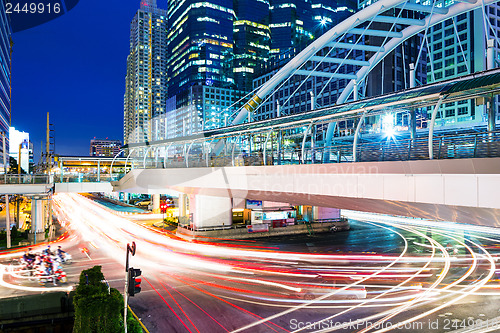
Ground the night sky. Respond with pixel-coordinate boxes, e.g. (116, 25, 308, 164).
(11, 1, 166, 159)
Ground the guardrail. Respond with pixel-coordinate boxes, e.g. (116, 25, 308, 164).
(123, 129, 500, 169)
(0, 174, 53, 185)
(54, 174, 123, 183)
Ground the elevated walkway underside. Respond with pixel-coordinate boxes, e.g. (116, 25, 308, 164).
(113, 158, 500, 228)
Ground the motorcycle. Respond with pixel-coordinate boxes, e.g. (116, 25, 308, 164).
(36, 265, 67, 286)
(58, 252, 72, 264)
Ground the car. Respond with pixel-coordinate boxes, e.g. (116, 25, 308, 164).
(135, 200, 151, 208)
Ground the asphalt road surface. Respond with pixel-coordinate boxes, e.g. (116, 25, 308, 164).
(1, 193, 499, 333)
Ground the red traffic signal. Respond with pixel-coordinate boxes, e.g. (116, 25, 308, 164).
(160, 203, 168, 213)
(127, 267, 142, 296)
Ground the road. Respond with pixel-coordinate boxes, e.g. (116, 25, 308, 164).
(1, 193, 500, 332)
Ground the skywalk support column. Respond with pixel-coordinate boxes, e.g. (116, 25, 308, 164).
(29, 197, 46, 244)
(409, 63, 417, 140)
(152, 194, 160, 213)
(410, 109, 417, 140)
(409, 63, 416, 88)
(189, 194, 232, 230)
(487, 39, 496, 134)
(5, 195, 10, 248)
(178, 194, 188, 227)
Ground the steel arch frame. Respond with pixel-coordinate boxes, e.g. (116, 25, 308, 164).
(230, 0, 498, 128)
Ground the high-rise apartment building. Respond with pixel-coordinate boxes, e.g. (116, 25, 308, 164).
(9, 127, 29, 173)
(426, 7, 499, 127)
(0, 2, 11, 168)
(123, 0, 168, 145)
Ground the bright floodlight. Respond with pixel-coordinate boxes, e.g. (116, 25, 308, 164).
(382, 113, 395, 137)
(320, 18, 327, 25)
(385, 127, 396, 137)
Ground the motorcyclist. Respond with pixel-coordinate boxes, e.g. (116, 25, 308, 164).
(43, 245, 53, 256)
(56, 246, 66, 261)
(52, 262, 61, 285)
(27, 248, 36, 260)
(43, 256, 53, 275)
(22, 251, 31, 263)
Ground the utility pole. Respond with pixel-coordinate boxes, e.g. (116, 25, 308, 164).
(46, 112, 50, 173)
(17, 143, 21, 174)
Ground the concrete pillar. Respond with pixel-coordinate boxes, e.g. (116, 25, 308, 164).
(97, 160, 100, 182)
(353, 81, 358, 101)
(487, 40, 496, 133)
(189, 194, 232, 230)
(487, 39, 495, 70)
(152, 194, 160, 213)
(410, 109, 416, 140)
(409, 63, 416, 88)
(5, 195, 10, 248)
(277, 130, 282, 165)
(179, 194, 188, 217)
(29, 198, 46, 244)
(487, 97, 496, 133)
(178, 193, 188, 226)
(59, 159, 63, 182)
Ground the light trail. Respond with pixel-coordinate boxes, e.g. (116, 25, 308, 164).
(10, 193, 496, 333)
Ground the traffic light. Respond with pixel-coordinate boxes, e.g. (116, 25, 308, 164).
(160, 203, 167, 213)
(127, 267, 142, 296)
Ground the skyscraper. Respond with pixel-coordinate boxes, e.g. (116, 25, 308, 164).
(165, 0, 248, 134)
(167, 0, 235, 103)
(0, 1, 11, 167)
(426, 7, 499, 127)
(269, 0, 313, 57)
(123, 0, 168, 145)
(233, 0, 271, 93)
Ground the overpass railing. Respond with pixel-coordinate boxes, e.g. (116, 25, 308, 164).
(53, 174, 122, 183)
(125, 129, 500, 169)
(0, 174, 53, 185)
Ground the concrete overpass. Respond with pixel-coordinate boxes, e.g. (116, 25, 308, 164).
(112, 157, 500, 228)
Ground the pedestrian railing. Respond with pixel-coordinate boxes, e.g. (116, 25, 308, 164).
(118, 129, 500, 171)
(0, 174, 53, 185)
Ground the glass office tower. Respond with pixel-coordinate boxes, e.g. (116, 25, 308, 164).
(233, 0, 271, 93)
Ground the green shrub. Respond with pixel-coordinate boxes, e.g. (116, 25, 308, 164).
(72, 266, 142, 333)
(11, 226, 18, 239)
